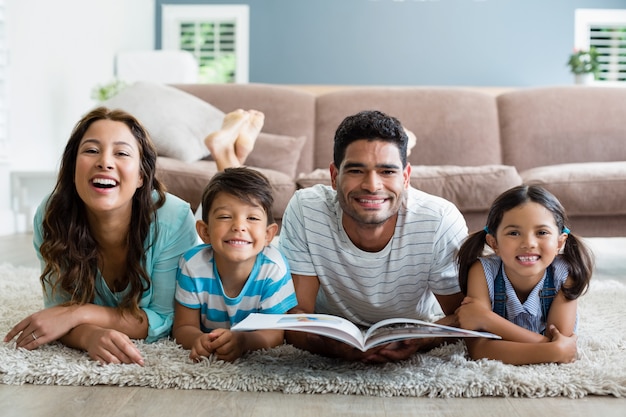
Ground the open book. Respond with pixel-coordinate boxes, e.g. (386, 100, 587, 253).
(231, 313, 501, 352)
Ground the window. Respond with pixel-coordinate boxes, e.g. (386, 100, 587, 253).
(575, 9, 626, 84)
(161, 4, 249, 84)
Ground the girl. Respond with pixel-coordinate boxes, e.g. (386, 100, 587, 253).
(455, 185, 594, 365)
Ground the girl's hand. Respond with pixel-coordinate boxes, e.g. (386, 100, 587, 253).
(83, 326, 144, 366)
(456, 297, 492, 331)
(548, 325, 578, 363)
(3, 306, 78, 350)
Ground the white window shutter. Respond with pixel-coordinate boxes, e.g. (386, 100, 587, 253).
(575, 9, 626, 85)
(162, 5, 249, 84)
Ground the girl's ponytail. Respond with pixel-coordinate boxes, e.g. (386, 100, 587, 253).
(560, 232, 594, 299)
(456, 229, 490, 294)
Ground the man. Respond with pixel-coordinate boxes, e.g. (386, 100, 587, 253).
(278, 110, 468, 362)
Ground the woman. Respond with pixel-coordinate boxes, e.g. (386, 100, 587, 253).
(4, 107, 199, 365)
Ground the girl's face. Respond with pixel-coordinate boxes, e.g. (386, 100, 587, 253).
(486, 202, 568, 286)
(74, 119, 144, 218)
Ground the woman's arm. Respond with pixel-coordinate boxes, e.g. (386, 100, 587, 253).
(141, 204, 198, 342)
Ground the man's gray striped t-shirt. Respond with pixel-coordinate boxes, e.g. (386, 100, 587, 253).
(279, 185, 468, 326)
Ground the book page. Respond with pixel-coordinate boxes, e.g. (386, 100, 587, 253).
(231, 313, 367, 350)
(362, 318, 500, 351)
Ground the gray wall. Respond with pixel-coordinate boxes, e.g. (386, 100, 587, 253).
(155, 0, 626, 86)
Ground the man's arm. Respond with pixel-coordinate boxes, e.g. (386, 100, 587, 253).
(434, 292, 465, 326)
(285, 274, 366, 360)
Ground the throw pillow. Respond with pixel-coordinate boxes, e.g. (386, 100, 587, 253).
(100, 81, 225, 163)
(245, 133, 307, 178)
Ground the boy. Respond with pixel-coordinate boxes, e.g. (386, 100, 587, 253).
(173, 167, 297, 362)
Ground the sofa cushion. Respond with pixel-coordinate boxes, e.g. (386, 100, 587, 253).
(156, 157, 296, 219)
(102, 81, 224, 163)
(297, 165, 522, 212)
(244, 133, 307, 178)
(521, 162, 626, 216)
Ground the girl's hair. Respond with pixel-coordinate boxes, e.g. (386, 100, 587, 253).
(39, 107, 166, 318)
(456, 185, 594, 299)
(200, 167, 275, 225)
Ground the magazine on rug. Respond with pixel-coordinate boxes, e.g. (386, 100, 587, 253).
(231, 313, 501, 351)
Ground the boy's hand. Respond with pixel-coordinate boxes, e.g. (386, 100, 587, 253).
(189, 329, 244, 362)
(189, 333, 217, 361)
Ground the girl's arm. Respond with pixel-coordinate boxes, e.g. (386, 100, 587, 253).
(458, 262, 548, 343)
(545, 277, 578, 337)
(458, 263, 578, 364)
(464, 326, 577, 365)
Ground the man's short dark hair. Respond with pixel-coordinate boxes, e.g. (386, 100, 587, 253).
(333, 110, 409, 168)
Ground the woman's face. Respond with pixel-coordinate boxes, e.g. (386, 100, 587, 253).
(74, 119, 143, 217)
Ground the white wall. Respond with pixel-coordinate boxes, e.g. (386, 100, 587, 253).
(0, 0, 155, 235)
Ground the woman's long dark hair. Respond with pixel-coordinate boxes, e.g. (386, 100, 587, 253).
(456, 185, 594, 300)
(39, 107, 166, 318)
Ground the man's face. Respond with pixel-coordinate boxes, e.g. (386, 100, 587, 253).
(330, 139, 410, 228)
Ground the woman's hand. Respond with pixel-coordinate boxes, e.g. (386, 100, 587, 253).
(3, 305, 79, 349)
(81, 326, 145, 366)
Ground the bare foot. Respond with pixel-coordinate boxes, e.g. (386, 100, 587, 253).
(205, 109, 249, 155)
(404, 128, 417, 156)
(205, 109, 249, 170)
(235, 110, 265, 164)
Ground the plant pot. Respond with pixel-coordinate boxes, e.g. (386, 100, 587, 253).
(574, 73, 595, 85)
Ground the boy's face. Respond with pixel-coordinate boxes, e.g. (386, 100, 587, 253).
(196, 192, 277, 269)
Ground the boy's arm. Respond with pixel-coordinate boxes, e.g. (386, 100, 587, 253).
(172, 302, 204, 349)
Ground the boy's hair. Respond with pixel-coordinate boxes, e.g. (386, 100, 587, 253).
(333, 110, 409, 169)
(200, 167, 275, 225)
(456, 185, 594, 299)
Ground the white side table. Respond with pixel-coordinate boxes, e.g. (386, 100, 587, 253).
(10, 170, 57, 232)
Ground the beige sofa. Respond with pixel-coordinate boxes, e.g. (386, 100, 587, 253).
(154, 84, 626, 237)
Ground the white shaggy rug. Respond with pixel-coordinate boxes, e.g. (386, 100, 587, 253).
(1, 263, 625, 398)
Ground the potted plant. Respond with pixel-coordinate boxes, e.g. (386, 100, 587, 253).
(567, 48, 599, 84)
(91, 78, 128, 102)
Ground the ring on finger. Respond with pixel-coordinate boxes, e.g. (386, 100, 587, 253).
(31, 332, 38, 340)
